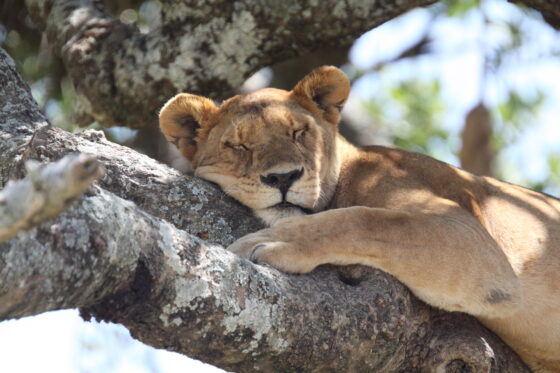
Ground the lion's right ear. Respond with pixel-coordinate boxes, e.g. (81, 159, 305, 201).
(292, 66, 350, 125)
(159, 94, 218, 162)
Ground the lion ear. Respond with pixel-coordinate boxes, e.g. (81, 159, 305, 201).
(159, 93, 218, 162)
(292, 66, 350, 125)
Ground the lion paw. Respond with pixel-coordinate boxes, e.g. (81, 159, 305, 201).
(227, 232, 317, 274)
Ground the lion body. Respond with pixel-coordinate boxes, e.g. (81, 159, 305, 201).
(336, 141, 560, 371)
(160, 67, 560, 372)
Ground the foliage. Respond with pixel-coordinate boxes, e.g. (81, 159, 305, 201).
(355, 0, 560, 194)
(364, 79, 449, 157)
(494, 89, 544, 150)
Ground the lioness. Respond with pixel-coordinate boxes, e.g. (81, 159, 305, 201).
(159, 66, 560, 372)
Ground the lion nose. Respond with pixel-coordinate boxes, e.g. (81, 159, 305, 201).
(260, 168, 303, 196)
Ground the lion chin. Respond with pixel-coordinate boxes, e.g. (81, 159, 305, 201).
(256, 204, 310, 226)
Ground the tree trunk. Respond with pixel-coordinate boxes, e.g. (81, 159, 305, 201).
(459, 103, 494, 177)
(0, 45, 532, 372)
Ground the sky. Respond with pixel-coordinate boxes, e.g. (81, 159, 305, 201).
(0, 310, 224, 373)
(1, 1, 559, 372)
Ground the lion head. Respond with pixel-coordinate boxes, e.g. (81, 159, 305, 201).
(159, 66, 350, 225)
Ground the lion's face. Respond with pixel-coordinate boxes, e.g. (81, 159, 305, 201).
(194, 89, 339, 224)
(159, 67, 350, 225)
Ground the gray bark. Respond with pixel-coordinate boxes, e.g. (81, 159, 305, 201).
(0, 153, 103, 242)
(0, 46, 532, 372)
(24, 0, 437, 128)
(22, 0, 560, 129)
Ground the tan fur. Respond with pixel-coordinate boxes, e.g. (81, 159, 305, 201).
(160, 66, 560, 372)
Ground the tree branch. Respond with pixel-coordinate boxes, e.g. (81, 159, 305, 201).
(0, 42, 531, 373)
(24, 0, 436, 128)
(23, 0, 560, 129)
(0, 153, 103, 242)
(510, 0, 560, 27)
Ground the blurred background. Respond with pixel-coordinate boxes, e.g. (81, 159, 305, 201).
(1, 0, 559, 371)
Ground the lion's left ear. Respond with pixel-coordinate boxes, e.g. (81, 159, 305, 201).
(292, 66, 350, 125)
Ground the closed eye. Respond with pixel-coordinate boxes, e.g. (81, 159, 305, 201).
(292, 126, 307, 141)
(224, 141, 249, 151)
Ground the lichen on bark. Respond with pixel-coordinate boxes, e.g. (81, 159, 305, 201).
(24, 0, 437, 128)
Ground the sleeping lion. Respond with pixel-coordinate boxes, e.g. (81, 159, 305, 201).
(159, 66, 560, 372)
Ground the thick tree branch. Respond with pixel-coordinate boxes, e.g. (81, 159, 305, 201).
(0, 181, 528, 372)
(23, 125, 265, 246)
(510, 0, 560, 27)
(23, 0, 560, 129)
(0, 153, 103, 242)
(0, 46, 531, 372)
(24, 0, 436, 128)
(0, 48, 47, 186)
